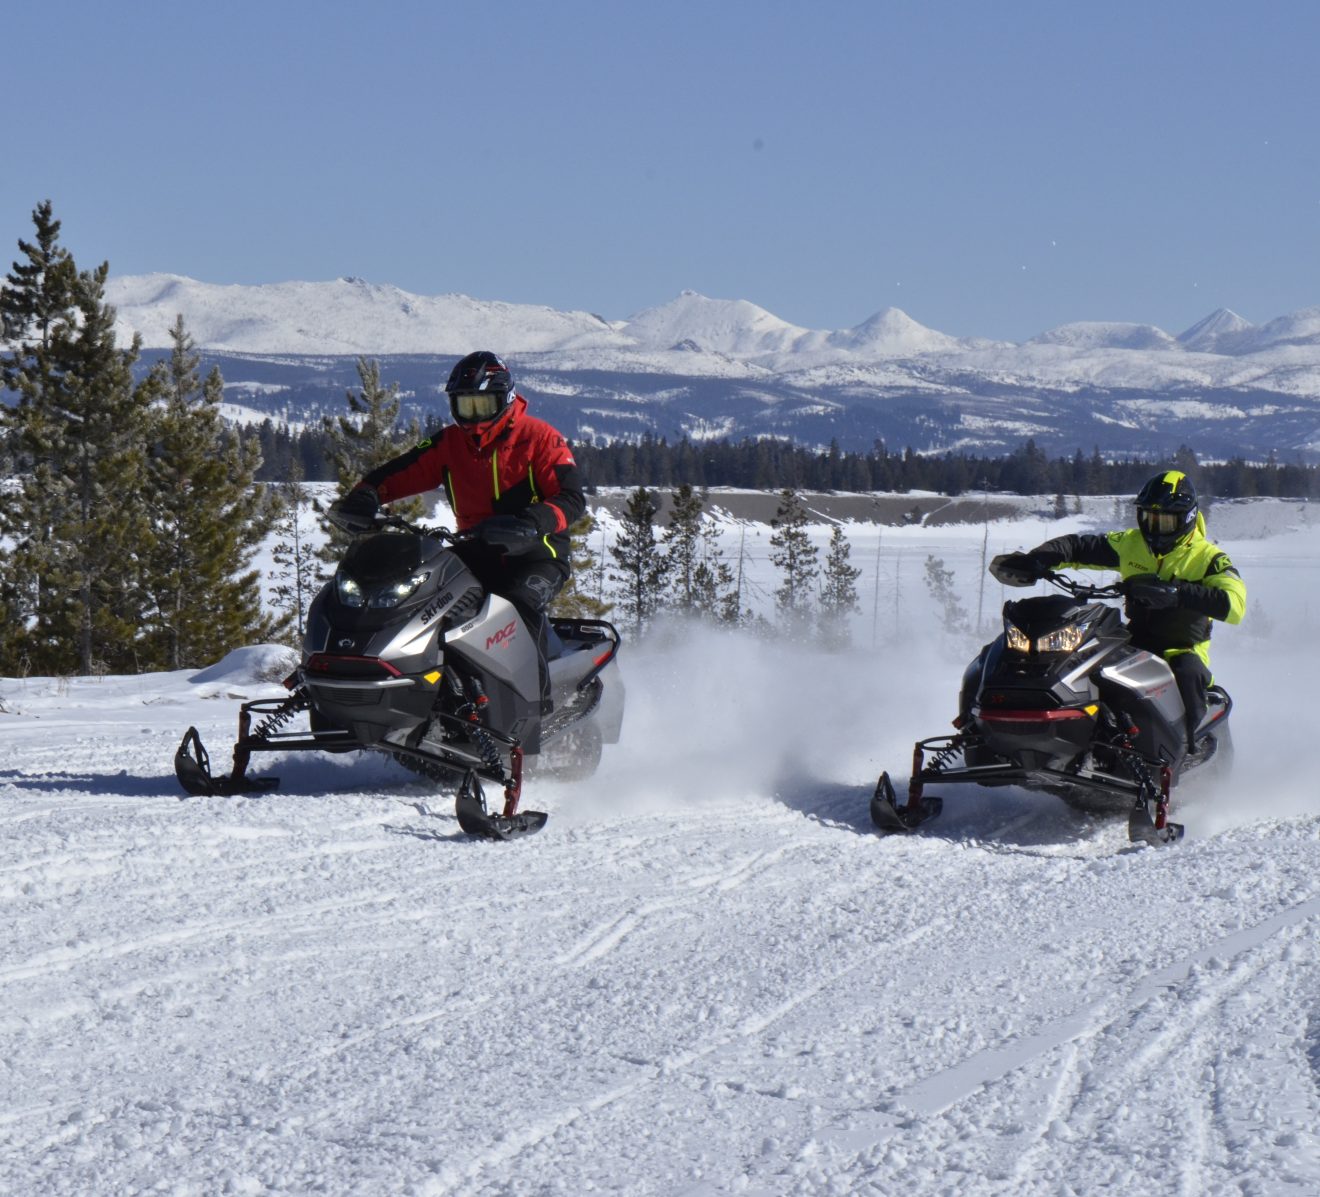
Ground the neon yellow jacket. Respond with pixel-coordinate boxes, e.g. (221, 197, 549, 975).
(1032, 513, 1246, 667)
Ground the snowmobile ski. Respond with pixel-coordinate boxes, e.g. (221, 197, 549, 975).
(870, 770, 943, 834)
(453, 759, 547, 841)
(174, 725, 279, 797)
(1127, 764, 1184, 846)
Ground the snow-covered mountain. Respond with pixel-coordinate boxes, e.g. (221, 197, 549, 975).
(102, 275, 1320, 460)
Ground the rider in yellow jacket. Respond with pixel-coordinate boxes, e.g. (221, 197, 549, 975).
(993, 470, 1246, 754)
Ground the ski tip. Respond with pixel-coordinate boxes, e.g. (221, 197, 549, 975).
(1128, 805, 1185, 846)
(458, 809, 549, 841)
(870, 775, 942, 835)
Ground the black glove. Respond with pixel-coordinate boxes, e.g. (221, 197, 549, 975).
(990, 552, 1045, 587)
(328, 486, 380, 533)
(474, 514, 540, 554)
(1123, 573, 1181, 612)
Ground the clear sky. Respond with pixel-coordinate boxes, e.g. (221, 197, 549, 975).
(6, 0, 1319, 342)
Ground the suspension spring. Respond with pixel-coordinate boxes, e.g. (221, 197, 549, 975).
(251, 695, 306, 741)
(468, 722, 504, 775)
(926, 735, 966, 774)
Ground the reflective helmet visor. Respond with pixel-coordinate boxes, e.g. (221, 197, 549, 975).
(1138, 509, 1183, 537)
(452, 391, 504, 421)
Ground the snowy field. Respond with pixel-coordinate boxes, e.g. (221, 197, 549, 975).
(2, 498, 1319, 1195)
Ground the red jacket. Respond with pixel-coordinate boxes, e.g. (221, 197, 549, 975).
(357, 396, 584, 564)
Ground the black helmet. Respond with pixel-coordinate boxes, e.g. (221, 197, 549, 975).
(1135, 470, 1198, 555)
(444, 351, 513, 427)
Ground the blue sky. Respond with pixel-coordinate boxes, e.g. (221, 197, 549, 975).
(6, 0, 1318, 341)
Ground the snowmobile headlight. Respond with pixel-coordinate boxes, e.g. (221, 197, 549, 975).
(336, 574, 365, 608)
(367, 569, 431, 609)
(1035, 622, 1086, 654)
(1005, 621, 1031, 653)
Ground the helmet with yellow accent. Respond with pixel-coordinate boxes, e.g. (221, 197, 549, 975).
(1135, 470, 1198, 555)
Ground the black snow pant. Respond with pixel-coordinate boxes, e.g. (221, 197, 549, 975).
(1167, 650, 1212, 749)
(454, 543, 568, 712)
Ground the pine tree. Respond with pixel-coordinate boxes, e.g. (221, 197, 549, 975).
(0, 201, 78, 672)
(141, 314, 281, 668)
(0, 203, 159, 674)
(769, 487, 819, 639)
(924, 554, 969, 635)
(320, 357, 423, 558)
(551, 512, 613, 619)
(691, 536, 740, 626)
(818, 524, 861, 649)
(660, 483, 705, 615)
(607, 487, 667, 636)
(269, 459, 324, 644)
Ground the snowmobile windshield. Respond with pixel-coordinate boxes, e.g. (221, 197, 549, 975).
(334, 530, 451, 612)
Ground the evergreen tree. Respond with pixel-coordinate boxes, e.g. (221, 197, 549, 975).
(923, 554, 969, 635)
(818, 524, 861, 649)
(0, 201, 78, 672)
(320, 356, 423, 558)
(607, 487, 667, 636)
(141, 314, 280, 668)
(269, 459, 324, 644)
(769, 488, 819, 639)
(690, 526, 740, 626)
(0, 202, 159, 674)
(660, 483, 705, 615)
(551, 512, 613, 619)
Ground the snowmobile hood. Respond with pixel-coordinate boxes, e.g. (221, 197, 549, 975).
(1003, 593, 1102, 633)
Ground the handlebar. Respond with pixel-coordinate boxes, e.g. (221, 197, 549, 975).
(1039, 571, 1125, 601)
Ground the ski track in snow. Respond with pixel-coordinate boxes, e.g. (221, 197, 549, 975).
(3, 512, 1320, 1195)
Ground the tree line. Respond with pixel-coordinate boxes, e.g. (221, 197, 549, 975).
(239, 416, 1320, 500)
(568, 484, 862, 650)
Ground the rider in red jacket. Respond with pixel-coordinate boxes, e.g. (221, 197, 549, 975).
(329, 351, 585, 711)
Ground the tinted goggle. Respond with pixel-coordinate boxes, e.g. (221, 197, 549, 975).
(1138, 509, 1185, 535)
(451, 391, 505, 421)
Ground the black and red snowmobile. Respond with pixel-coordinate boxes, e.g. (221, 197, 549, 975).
(872, 562, 1231, 846)
(174, 516, 623, 840)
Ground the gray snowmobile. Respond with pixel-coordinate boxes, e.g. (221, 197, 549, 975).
(174, 516, 623, 840)
(873, 565, 1232, 846)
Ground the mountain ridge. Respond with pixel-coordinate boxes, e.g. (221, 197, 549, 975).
(98, 274, 1320, 462)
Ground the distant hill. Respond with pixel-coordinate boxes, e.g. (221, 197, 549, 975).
(104, 275, 1320, 461)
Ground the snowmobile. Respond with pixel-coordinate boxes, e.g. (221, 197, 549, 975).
(872, 568, 1232, 846)
(174, 516, 623, 840)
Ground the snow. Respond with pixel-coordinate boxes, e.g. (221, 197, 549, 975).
(104, 274, 1320, 401)
(3, 501, 1319, 1195)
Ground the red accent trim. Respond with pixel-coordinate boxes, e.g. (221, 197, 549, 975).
(977, 707, 1094, 723)
(550, 503, 568, 533)
(305, 653, 402, 677)
(592, 649, 614, 668)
